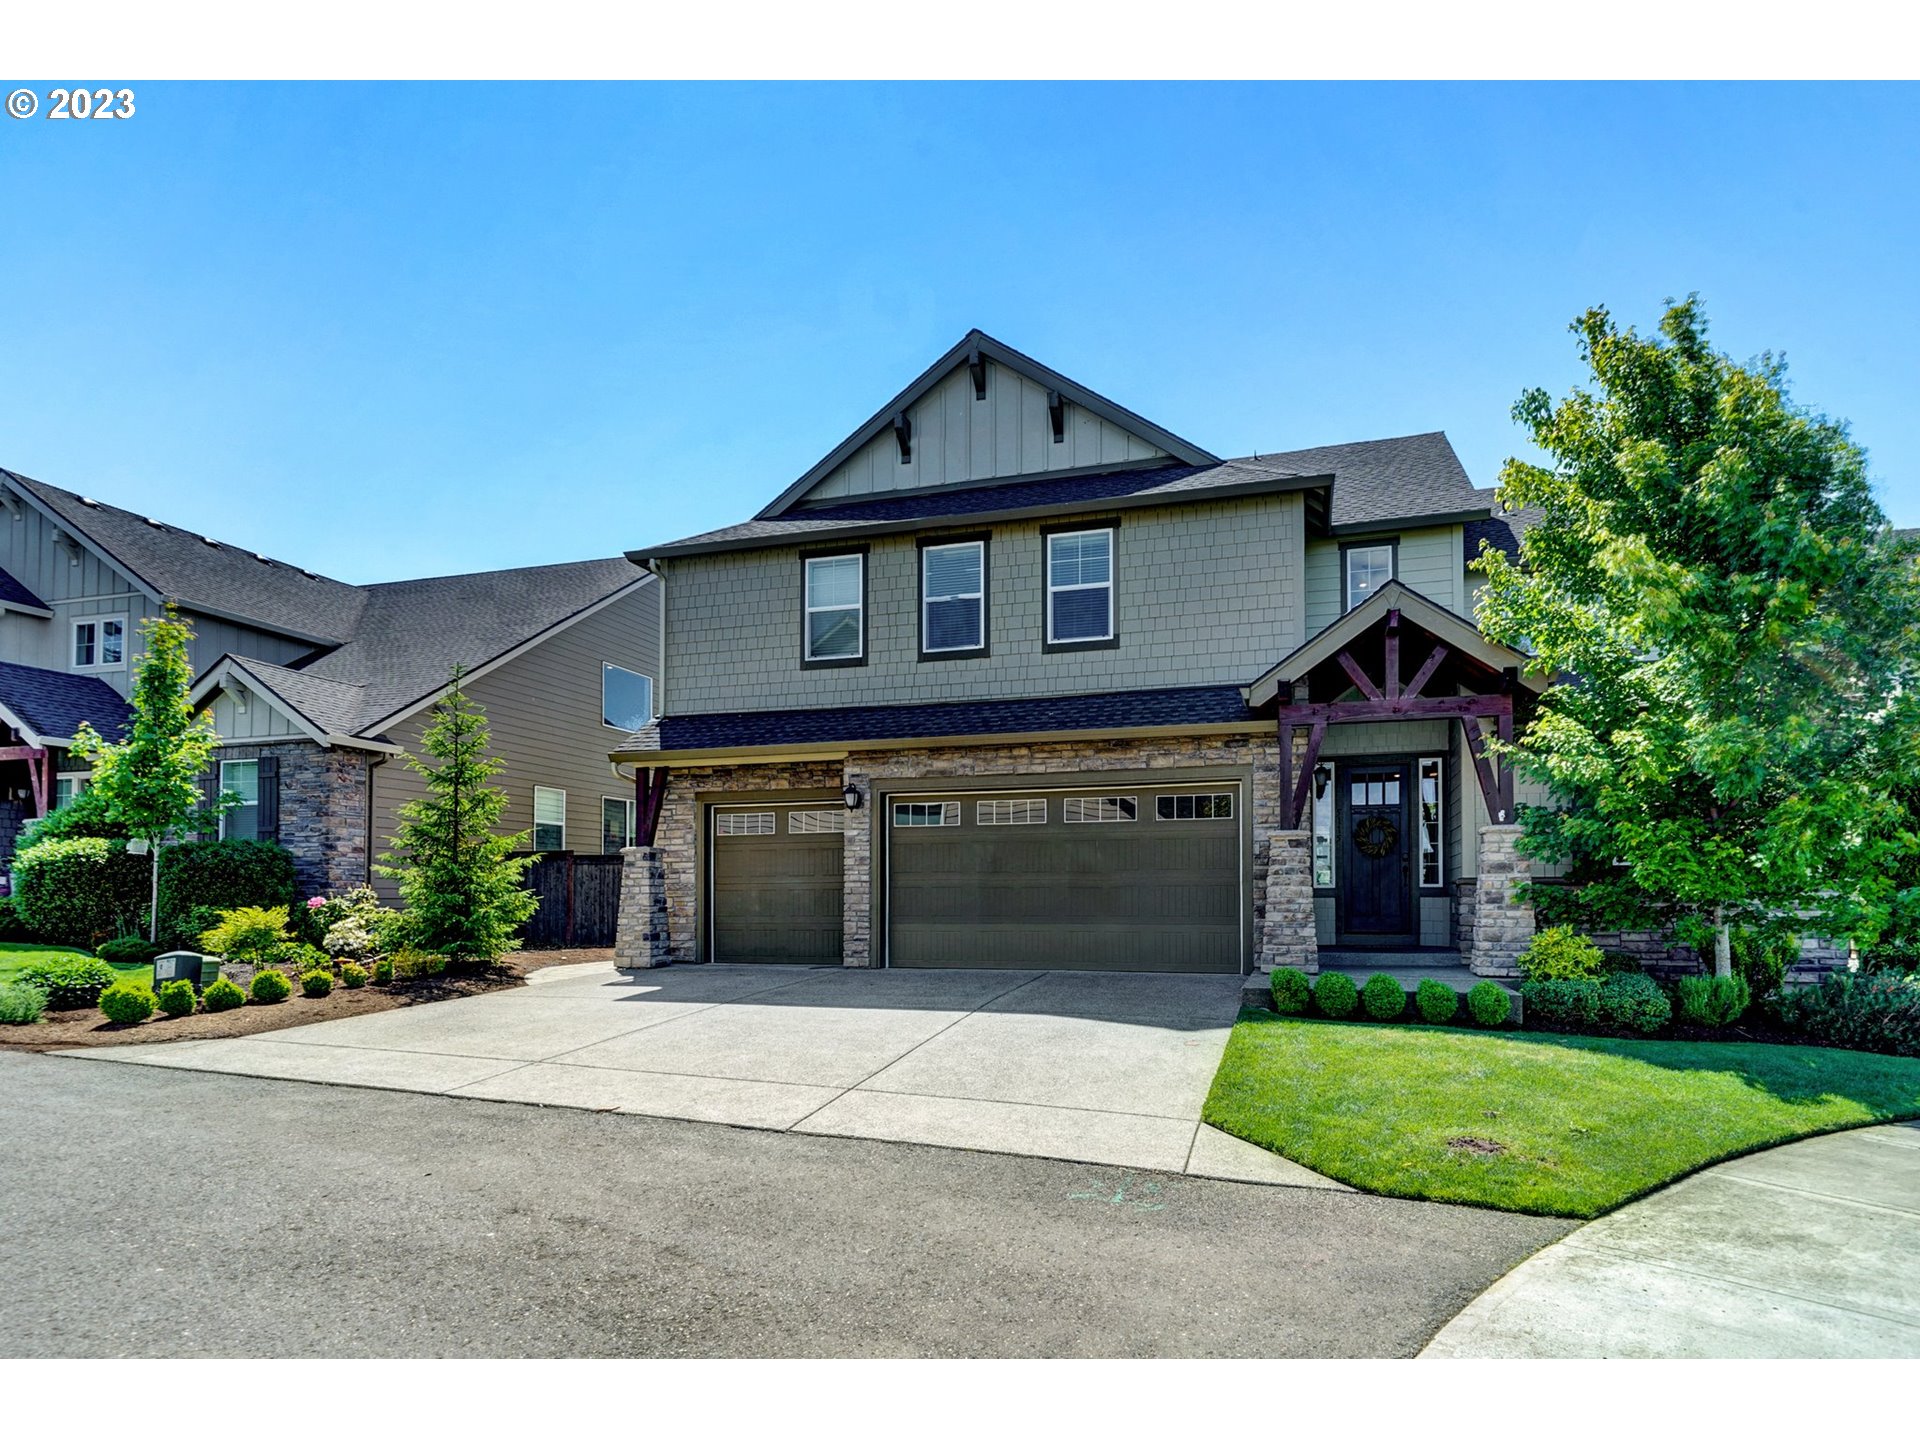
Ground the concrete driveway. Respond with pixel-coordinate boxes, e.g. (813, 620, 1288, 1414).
(1424, 1121, 1920, 1358)
(67, 963, 1334, 1186)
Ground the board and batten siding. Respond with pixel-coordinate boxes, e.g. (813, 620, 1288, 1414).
(801, 359, 1168, 504)
(1303, 525, 1468, 635)
(206, 689, 307, 741)
(368, 582, 661, 897)
(661, 493, 1306, 714)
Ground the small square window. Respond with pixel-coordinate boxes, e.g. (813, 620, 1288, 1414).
(602, 665, 653, 731)
(72, 616, 127, 670)
(1345, 545, 1394, 610)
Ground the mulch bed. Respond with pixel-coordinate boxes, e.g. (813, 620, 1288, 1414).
(0, 947, 616, 1053)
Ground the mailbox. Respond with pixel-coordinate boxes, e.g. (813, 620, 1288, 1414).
(154, 951, 207, 991)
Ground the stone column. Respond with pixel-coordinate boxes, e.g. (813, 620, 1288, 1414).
(613, 846, 671, 969)
(1258, 830, 1318, 974)
(1468, 824, 1534, 977)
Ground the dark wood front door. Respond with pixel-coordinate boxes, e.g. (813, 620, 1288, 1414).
(1340, 762, 1413, 942)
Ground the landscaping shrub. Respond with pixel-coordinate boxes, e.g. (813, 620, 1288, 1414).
(156, 839, 297, 946)
(271, 941, 332, 973)
(16, 955, 120, 1009)
(1731, 928, 1796, 999)
(157, 978, 198, 1018)
(249, 968, 293, 1004)
(11, 783, 127, 854)
(201, 976, 247, 1013)
(1360, 973, 1405, 1020)
(95, 935, 161, 965)
(1467, 980, 1511, 1028)
(1416, 978, 1458, 1025)
(1768, 971, 1920, 1058)
(299, 969, 334, 998)
(0, 895, 27, 942)
(1517, 925, 1605, 983)
(313, 886, 396, 960)
(373, 958, 395, 985)
(98, 981, 157, 1024)
(1312, 971, 1359, 1019)
(10, 837, 150, 945)
(392, 949, 449, 983)
(1675, 974, 1751, 1028)
(0, 983, 47, 1025)
(1598, 972, 1671, 1035)
(198, 906, 291, 962)
(340, 962, 369, 990)
(1522, 977, 1602, 1028)
(1269, 966, 1311, 1015)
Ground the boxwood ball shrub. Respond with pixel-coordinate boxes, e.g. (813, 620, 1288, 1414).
(10, 837, 150, 946)
(248, 968, 293, 1004)
(1676, 974, 1751, 1028)
(1313, 971, 1359, 1019)
(0, 982, 48, 1025)
(17, 955, 120, 1010)
(1360, 973, 1406, 1020)
(157, 978, 198, 1019)
(340, 961, 369, 990)
(95, 935, 161, 965)
(299, 969, 334, 998)
(1416, 978, 1459, 1024)
(98, 981, 157, 1025)
(201, 976, 247, 1013)
(373, 958, 395, 985)
(156, 839, 297, 947)
(393, 949, 449, 983)
(1522, 977, 1603, 1029)
(1269, 966, 1311, 1015)
(1467, 980, 1512, 1028)
(1517, 925, 1606, 983)
(1598, 971, 1671, 1035)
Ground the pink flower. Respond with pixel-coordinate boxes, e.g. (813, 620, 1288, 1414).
(306, 896, 326, 909)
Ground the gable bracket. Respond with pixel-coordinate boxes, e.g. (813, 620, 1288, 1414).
(892, 411, 912, 465)
(1046, 389, 1066, 444)
(968, 343, 987, 400)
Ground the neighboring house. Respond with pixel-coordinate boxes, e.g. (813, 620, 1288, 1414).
(610, 330, 1551, 978)
(0, 468, 658, 899)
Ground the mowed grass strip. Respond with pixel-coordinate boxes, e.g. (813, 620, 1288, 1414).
(0, 944, 151, 988)
(1203, 1009, 1920, 1218)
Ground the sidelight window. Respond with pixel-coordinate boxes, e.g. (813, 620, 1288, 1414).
(1418, 756, 1444, 887)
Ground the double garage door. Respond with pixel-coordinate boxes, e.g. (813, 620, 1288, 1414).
(709, 780, 1242, 973)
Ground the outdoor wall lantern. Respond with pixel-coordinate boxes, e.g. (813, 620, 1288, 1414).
(843, 783, 862, 810)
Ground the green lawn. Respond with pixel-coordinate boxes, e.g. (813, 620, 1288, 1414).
(0, 943, 151, 987)
(1203, 1009, 1920, 1218)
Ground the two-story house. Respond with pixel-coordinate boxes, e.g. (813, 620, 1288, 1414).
(0, 469, 659, 903)
(612, 331, 1547, 980)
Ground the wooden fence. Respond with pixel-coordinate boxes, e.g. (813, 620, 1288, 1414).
(521, 852, 624, 949)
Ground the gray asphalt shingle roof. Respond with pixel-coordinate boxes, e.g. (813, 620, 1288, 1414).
(1464, 490, 1547, 566)
(3, 469, 368, 642)
(225, 657, 370, 737)
(0, 566, 49, 613)
(632, 432, 1485, 561)
(0, 661, 133, 745)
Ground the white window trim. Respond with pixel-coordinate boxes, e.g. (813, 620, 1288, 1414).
(1344, 544, 1395, 612)
(600, 662, 655, 732)
(804, 553, 865, 662)
(218, 759, 259, 841)
(1045, 527, 1114, 644)
(53, 773, 90, 810)
(921, 540, 986, 654)
(71, 613, 129, 671)
(601, 794, 636, 853)
(533, 785, 568, 851)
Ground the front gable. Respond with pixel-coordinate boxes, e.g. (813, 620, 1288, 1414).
(763, 330, 1217, 514)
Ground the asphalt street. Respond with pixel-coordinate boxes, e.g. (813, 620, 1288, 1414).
(1, 1050, 1570, 1357)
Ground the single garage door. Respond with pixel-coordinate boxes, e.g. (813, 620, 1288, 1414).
(886, 781, 1243, 972)
(710, 802, 846, 963)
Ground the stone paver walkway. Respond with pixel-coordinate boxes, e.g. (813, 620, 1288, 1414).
(1423, 1121, 1920, 1357)
(64, 962, 1342, 1189)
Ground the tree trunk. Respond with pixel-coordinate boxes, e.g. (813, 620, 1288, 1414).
(1713, 908, 1732, 979)
(149, 843, 160, 945)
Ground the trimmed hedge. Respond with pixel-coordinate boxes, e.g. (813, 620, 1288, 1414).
(1270, 967, 1311, 1015)
(11, 838, 150, 946)
(1360, 973, 1406, 1020)
(1522, 977, 1603, 1028)
(1313, 971, 1359, 1019)
(157, 840, 297, 947)
(1415, 978, 1459, 1024)
(1467, 980, 1512, 1028)
(99, 981, 157, 1025)
(1598, 971, 1671, 1034)
(202, 976, 247, 1013)
(96, 935, 161, 965)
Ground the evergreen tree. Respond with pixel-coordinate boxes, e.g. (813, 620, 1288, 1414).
(375, 667, 538, 963)
(1477, 297, 1920, 976)
(70, 605, 231, 942)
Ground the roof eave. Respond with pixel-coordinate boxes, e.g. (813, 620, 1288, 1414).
(610, 720, 1266, 769)
(1327, 505, 1493, 537)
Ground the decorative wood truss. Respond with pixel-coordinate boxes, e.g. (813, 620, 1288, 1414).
(0, 745, 52, 818)
(1274, 605, 1521, 830)
(633, 766, 670, 847)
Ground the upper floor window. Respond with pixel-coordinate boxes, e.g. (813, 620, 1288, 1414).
(921, 540, 985, 655)
(602, 663, 654, 731)
(73, 616, 126, 670)
(1344, 543, 1395, 611)
(1046, 528, 1113, 644)
(803, 553, 864, 663)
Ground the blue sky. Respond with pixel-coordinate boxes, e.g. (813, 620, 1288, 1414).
(2, 82, 1915, 583)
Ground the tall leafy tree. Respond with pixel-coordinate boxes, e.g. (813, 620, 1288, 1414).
(375, 667, 538, 963)
(1476, 297, 1920, 976)
(69, 605, 231, 942)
